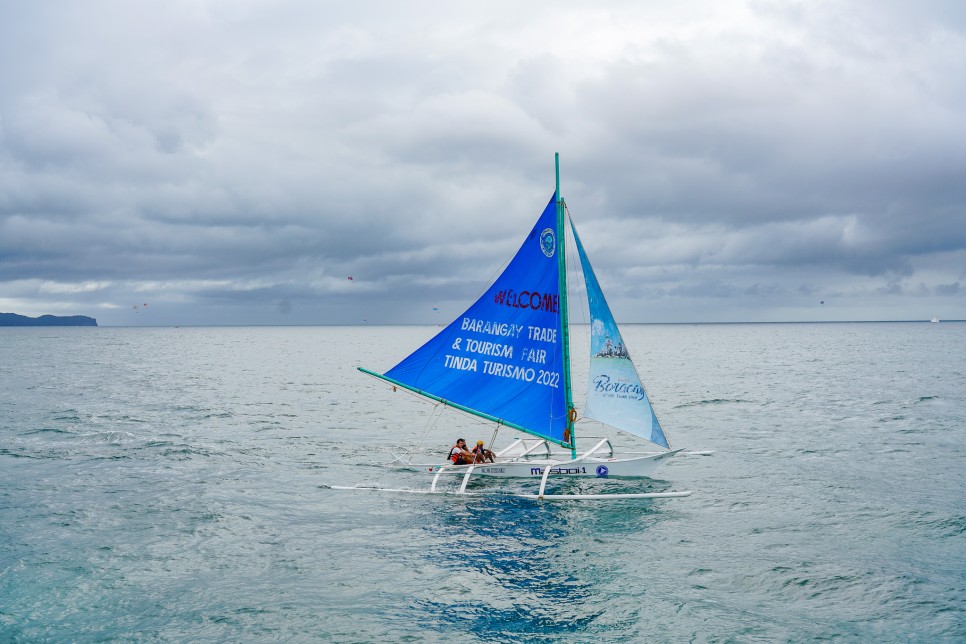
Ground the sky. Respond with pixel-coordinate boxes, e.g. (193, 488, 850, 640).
(1, 0, 965, 326)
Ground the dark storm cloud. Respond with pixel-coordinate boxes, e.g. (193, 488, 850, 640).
(1, 1, 964, 324)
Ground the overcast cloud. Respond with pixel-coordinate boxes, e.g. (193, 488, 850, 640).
(1, 0, 964, 325)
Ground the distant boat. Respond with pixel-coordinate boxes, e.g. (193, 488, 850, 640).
(343, 154, 700, 501)
(930, 316, 940, 323)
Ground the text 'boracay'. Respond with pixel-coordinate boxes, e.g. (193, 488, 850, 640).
(592, 374, 646, 400)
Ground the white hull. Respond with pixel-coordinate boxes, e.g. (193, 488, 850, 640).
(413, 449, 679, 479)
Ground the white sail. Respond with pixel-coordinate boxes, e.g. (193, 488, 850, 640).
(571, 221, 670, 449)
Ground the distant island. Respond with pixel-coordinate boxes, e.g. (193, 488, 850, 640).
(0, 313, 98, 327)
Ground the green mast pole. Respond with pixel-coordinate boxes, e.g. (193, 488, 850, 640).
(555, 153, 577, 459)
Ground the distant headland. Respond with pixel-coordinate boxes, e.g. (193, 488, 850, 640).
(0, 313, 98, 327)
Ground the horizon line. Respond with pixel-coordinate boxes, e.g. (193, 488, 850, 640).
(8, 319, 960, 329)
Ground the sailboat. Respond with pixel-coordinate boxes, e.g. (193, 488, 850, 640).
(346, 154, 693, 500)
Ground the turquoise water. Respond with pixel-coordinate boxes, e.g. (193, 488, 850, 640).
(1, 323, 964, 641)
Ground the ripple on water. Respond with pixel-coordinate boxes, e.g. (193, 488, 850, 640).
(1, 324, 964, 641)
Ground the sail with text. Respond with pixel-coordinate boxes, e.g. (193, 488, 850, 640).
(571, 221, 670, 449)
(378, 195, 569, 444)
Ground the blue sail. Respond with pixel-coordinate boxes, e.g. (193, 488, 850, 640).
(379, 195, 569, 444)
(571, 221, 670, 449)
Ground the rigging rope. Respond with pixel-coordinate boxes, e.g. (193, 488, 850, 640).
(405, 401, 444, 462)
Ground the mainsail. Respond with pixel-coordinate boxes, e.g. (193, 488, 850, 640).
(365, 195, 570, 445)
(571, 221, 671, 449)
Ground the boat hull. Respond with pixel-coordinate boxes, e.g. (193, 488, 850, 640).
(411, 450, 677, 479)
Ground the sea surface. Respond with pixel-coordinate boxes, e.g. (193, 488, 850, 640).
(1, 323, 964, 642)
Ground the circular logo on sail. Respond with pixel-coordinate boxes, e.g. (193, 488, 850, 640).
(596, 465, 609, 478)
(539, 228, 555, 257)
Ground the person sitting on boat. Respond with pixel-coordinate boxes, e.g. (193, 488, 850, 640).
(449, 438, 476, 465)
(472, 440, 495, 463)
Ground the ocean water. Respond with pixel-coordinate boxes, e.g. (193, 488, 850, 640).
(1, 323, 963, 642)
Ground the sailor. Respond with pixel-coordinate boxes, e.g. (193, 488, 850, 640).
(472, 440, 495, 463)
(449, 438, 476, 465)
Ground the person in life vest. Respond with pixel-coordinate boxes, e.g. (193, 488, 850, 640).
(449, 438, 476, 465)
(472, 440, 495, 463)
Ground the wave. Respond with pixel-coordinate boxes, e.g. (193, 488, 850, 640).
(75, 431, 139, 443)
(675, 398, 755, 408)
(22, 427, 74, 436)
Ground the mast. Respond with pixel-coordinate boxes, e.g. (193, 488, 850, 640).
(556, 153, 577, 458)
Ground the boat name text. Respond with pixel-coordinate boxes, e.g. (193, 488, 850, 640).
(531, 466, 587, 475)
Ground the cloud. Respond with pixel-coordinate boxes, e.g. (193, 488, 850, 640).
(936, 281, 960, 295)
(1, 0, 965, 324)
